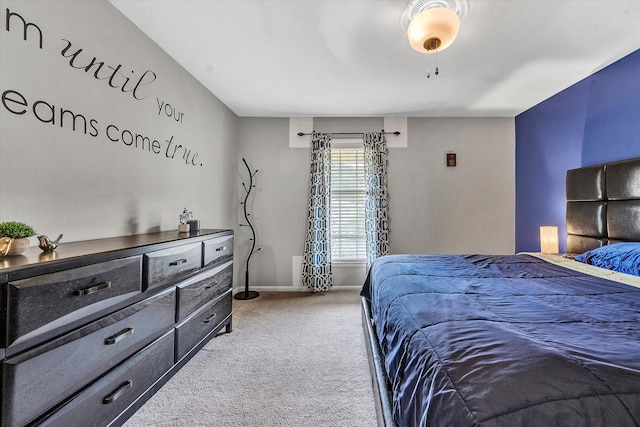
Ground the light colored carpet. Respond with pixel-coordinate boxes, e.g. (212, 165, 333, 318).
(123, 290, 377, 427)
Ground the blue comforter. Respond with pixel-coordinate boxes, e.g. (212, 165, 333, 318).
(362, 254, 640, 426)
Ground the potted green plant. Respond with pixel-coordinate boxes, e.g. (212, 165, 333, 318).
(0, 221, 36, 257)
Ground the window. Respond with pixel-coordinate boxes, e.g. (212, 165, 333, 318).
(330, 146, 366, 262)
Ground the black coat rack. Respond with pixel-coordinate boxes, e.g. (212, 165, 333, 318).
(235, 158, 261, 300)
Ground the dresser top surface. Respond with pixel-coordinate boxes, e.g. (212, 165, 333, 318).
(0, 229, 232, 278)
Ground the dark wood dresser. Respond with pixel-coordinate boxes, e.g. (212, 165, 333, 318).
(0, 229, 234, 427)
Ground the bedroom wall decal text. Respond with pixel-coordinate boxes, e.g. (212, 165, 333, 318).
(157, 98, 185, 123)
(2, 7, 201, 167)
(60, 39, 157, 101)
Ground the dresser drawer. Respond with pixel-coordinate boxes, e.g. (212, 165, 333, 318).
(38, 331, 175, 427)
(144, 242, 201, 290)
(1, 288, 175, 427)
(203, 234, 233, 267)
(5, 256, 142, 353)
(175, 290, 232, 362)
(176, 260, 233, 322)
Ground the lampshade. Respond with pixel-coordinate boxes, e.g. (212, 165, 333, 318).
(540, 226, 559, 254)
(407, 7, 460, 54)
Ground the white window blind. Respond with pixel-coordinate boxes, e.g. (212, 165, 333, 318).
(331, 147, 366, 262)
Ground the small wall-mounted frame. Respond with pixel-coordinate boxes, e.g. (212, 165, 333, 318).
(446, 153, 457, 167)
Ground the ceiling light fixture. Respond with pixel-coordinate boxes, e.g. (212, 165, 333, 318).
(400, 0, 468, 77)
(401, 0, 468, 54)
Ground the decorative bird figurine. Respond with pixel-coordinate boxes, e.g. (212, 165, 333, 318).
(37, 234, 63, 252)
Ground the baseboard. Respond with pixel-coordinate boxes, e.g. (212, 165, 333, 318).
(233, 285, 362, 293)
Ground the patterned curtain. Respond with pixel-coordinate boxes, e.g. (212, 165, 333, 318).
(363, 132, 389, 268)
(302, 133, 333, 292)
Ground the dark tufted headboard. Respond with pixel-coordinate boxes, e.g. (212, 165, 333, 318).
(566, 157, 640, 254)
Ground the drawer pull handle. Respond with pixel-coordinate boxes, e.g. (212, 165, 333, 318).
(105, 327, 135, 345)
(205, 281, 218, 289)
(215, 246, 226, 252)
(103, 380, 133, 404)
(204, 313, 217, 323)
(169, 258, 187, 266)
(75, 281, 111, 296)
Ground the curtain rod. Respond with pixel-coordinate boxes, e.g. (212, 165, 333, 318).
(297, 130, 401, 137)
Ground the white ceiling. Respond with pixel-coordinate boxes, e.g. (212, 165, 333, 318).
(110, 0, 640, 118)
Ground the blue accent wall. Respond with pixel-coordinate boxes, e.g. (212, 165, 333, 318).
(515, 50, 640, 253)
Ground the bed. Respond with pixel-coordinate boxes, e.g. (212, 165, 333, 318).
(361, 157, 640, 426)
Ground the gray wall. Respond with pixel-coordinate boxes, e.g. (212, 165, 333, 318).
(0, 0, 515, 293)
(391, 117, 515, 255)
(236, 118, 308, 290)
(237, 117, 515, 289)
(0, 0, 238, 242)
